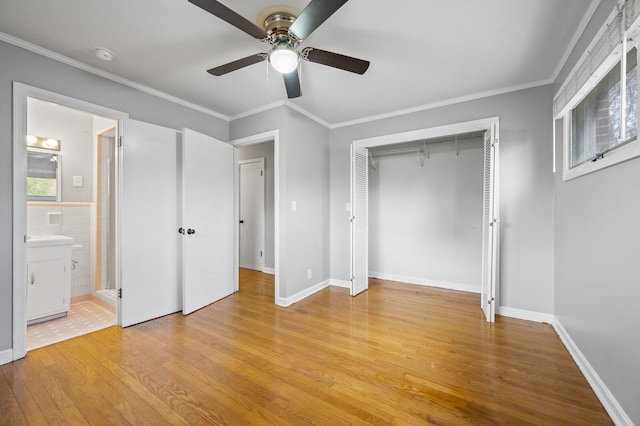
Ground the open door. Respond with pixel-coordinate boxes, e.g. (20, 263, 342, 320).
(239, 159, 265, 271)
(481, 123, 500, 322)
(181, 128, 235, 315)
(350, 143, 369, 296)
(120, 120, 181, 327)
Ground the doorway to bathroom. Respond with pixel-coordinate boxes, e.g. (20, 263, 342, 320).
(23, 96, 119, 350)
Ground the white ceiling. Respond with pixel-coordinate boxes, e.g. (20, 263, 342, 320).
(0, 0, 595, 125)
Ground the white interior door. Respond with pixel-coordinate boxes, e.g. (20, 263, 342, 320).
(182, 128, 235, 315)
(120, 120, 180, 327)
(481, 123, 499, 322)
(239, 159, 265, 271)
(350, 144, 369, 296)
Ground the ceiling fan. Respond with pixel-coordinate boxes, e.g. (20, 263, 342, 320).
(188, 0, 370, 99)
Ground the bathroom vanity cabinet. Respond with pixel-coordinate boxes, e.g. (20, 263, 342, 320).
(26, 235, 73, 324)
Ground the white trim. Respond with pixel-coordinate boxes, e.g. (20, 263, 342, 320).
(12, 82, 129, 360)
(332, 81, 547, 129)
(553, 318, 633, 426)
(230, 101, 286, 122)
(0, 349, 13, 366)
(0, 32, 228, 121)
(330, 279, 351, 288)
(228, 79, 552, 131)
(230, 130, 282, 306)
(369, 272, 481, 294)
(496, 306, 554, 323)
(353, 117, 499, 149)
(550, 0, 601, 82)
(262, 267, 275, 275)
(278, 279, 331, 307)
(285, 102, 331, 128)
(229, 101, 331, 129)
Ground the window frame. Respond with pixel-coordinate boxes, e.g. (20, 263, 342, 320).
(563, 45, 640, 181)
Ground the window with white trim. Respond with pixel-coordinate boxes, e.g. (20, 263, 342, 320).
(555, 3, 640, 181)
(570, 48, 638, 169)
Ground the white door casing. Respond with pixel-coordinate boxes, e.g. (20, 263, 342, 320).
(239, 159, 265, 271)
(182, 128, 235, 315)
(481, 123, 500, 322)
(120, 120, 181, 327)
(350, 144, 369, 296)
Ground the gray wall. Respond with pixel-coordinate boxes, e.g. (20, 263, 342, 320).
(0, 40, 228, 353)
(330, 85, 555, 313)
(553, 0, 640, 422)
(231, 106, 330, 299)
(238, 141, 275, 270)
(28, 98, 94, 202)
(368, 137, 484, 288)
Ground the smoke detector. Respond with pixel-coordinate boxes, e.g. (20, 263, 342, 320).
(93, 46, 114, 61)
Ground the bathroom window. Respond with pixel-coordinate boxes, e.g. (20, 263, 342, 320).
(27, 151, 60, 201)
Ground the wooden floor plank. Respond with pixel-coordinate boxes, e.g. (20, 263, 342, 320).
(1, 269, 612, 425)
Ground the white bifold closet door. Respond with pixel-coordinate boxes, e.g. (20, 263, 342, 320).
(350, 144, 369, 296)
(480, 123, 500, 322)
(120, 120, 181, 327)
(181, 128, 235, 315)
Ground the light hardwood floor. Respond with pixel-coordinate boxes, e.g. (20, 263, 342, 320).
(2, 269, 611, 425)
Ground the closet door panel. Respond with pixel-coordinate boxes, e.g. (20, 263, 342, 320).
(182, 128, 235, 315)
(350, 144, 369, 296)
(120, 120, 180, 327)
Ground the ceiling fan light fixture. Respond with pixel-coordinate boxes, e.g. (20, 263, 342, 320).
(269, 45, 299, 74)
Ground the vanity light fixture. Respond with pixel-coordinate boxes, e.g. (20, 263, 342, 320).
(26, 135, 61, 151)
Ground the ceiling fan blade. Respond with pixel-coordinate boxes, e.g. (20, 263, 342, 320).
(283, 70, 301, 99)
(207, 54, 267, 76)
(302, 47, 370, 74)
(188, 0, 267, 39)
(289, 0, 348, 41)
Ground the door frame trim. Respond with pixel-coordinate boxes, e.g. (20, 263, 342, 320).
(230, 131, 282, 305)
(12, 82, 128, 360)
(239, 158, 266, 272)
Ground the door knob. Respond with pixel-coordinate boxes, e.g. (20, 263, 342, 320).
(187, 228, 196, 235)
(178, 227, 185, 234)
(239, 220, 244, 224)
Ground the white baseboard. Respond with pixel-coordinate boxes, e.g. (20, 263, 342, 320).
(368, 271, 481, 294)
(278, 279, 331, 307)
(330, 279, 350, 288)
(262, 267, 275, 275)
(496, 306, 554, 323)
(0, 348, 13, 366)
(552, 318, 632, 426)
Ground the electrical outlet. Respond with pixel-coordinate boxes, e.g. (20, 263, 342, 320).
(307, 269, 312, 279)
(292, 200, 297, 211)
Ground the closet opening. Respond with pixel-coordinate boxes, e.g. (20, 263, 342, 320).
(350, 118, 499, 322)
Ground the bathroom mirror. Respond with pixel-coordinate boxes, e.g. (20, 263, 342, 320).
(27, 150, 61, 202)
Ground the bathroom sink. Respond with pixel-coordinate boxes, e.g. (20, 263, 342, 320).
(27, 235, 74, 248)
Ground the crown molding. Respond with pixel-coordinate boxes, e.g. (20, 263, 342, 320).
(0, 32, 229, 121)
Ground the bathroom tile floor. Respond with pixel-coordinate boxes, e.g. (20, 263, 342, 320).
(27, 300, 116, 350)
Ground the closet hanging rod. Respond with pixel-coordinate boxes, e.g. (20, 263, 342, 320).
(369, 134, 481, 158)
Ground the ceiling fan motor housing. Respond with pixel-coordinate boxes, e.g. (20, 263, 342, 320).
(264, 12, 298, 45)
